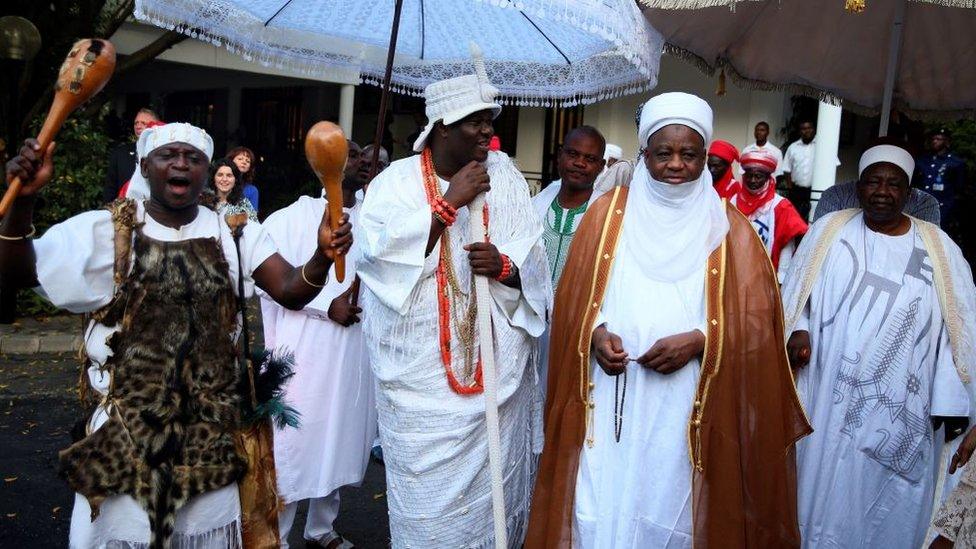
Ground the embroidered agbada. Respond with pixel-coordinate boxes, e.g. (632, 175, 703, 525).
(708, 140, 740, 199)
(525, 187, 811, 548)
(781, 209, 976, 548)
(357, 151, 549, 548)
(258, 196, 377, 507)
(731, 150, 807, 278)
(531, 180, 606, 287)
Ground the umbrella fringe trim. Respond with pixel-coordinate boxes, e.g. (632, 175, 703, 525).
(664, 44, 976, 121)
(639, 0, 748, 9)
(359, 74, 655, 107)
(134, 0, 661, 108)
(642, 0, 976, 8)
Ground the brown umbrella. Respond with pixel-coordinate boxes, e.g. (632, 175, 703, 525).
(641, 0, 976, 134)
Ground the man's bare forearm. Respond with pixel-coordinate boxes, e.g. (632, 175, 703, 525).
(0, 196, 39, 288)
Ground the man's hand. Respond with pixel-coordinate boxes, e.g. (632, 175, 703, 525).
(787, 330, 812, 369)
(935, 416, 971, 444)
(950, 425, 976, 474)
(592, 325, 627, 376)
(636, 330, 705, 375)
(318, 211, 353, 262)
(6, 139, 56, 196)
(328, 286, 362, 327)
(463, 242, 503, 279)
(442, 161, 490, 209)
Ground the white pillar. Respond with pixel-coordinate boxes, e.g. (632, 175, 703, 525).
(339, 84, 355, 137)
(810, 100, 842, 221)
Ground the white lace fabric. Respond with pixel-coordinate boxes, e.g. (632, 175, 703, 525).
(134, 0, 663, 106)
(934, 461, 976, 545)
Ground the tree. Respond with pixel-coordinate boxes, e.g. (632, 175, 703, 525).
(2, 0, 186, 142)
(1, 1, 185, 322)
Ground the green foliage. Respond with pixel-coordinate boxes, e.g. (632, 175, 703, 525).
(932, 120, 976, 175)
(30, 109, 111, 231)
(17, 107, 112, 316)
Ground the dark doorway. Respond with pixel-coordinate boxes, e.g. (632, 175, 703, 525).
(238, 86, 310, 216)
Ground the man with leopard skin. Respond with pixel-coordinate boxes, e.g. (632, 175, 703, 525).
(0, 123, 352, 548)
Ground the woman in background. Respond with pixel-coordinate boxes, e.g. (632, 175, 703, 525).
(226, 145, 260, 211)
(209, 158, 257, 221)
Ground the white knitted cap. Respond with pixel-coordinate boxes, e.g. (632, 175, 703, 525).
(413, 43, 502, 152)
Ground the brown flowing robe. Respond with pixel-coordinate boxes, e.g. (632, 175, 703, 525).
(525, 186, 812, 548)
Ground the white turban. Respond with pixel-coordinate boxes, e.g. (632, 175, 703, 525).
(137, 122, 214, 160)
(604, 143, 623, 161)
(858, 144, 915, 184)
(637, 92, 713, 149)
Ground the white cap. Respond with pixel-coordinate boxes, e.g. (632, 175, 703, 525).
(858, 144, 915, 183)
(413, 43, 501, 152)
(604, 143, 623, 161)
(137, 122, 214, 160)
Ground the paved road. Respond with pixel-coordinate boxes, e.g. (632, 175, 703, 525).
(0, 353, 391, 547)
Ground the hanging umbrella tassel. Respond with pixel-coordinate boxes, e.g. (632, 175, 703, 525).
(845, 0, 866, 13)
(716, 68, 727, 96)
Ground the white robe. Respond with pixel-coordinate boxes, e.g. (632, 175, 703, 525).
(357, 151, 548, 548)
(788, 213, 971, 548)
(572, 187, 708, 549)
(33, 201, 275, 549)
(258, 196, 377, 504)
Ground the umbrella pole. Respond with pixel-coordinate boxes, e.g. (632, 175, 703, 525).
(368, 0, 404, 183)
(353, 0, 404, 311)
(878, 0, 907, 137)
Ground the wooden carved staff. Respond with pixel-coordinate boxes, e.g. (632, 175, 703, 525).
(304, 121, 349, 282)
(0, 39, 116, 216)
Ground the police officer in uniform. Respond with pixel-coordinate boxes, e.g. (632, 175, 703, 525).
(916, 127, 967, 230)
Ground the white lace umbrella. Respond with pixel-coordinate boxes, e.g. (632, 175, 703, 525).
(641, 0, 976, 133)
(135, 0, 662, 106)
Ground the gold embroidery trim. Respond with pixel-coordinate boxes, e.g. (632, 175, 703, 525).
(916, 218, 967, 383)
(689, 236, 727, 471)
(576, 186, 625, 448)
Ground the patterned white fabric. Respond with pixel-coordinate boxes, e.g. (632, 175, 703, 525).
(783, 210, 976, 546)
(933, 460, 976, 546)
(137, 122, 214, 160)
(412, 44, 502, 152)
(357, 151, 549, 548)
(134, 0, 663, 106)
(787, 215, 969, 548)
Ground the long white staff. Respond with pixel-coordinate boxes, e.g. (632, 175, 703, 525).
(469, 191, 508, 548)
